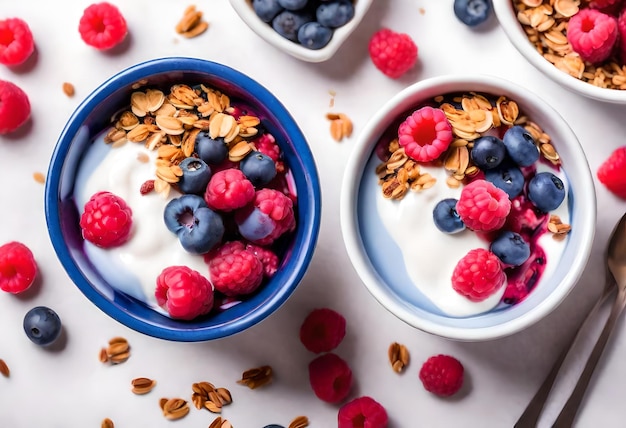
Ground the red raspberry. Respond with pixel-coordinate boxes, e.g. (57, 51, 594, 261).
(618, 8, 626, 64)
(235, 188, 296, 246)
(205, 241, 264, 296)
(597, 146, 626, 199)
(567, 8, 617, 64)
(245, 243, 279, 278)
(0, 80, 30, 135)
(398, 106, 454, 162)
(78, 2, 128, 50)
(204, 168, 255, 212)
(0, 241, 37, 294)
(0, 18, 34, 66)
(253, 133, 285, 172)
(368, 28, 418, 79)
(457, 179, 511, 232)
(589, 0, 623, 14)
(451, 248, 506, 302)
(419, 354, 464, 397)
(308, 353, 353, 403)
(338, 396, 389, 428)
(299, 308, 346, 353)
(155, 266, 214, 320)
(79, 191, 133, 248)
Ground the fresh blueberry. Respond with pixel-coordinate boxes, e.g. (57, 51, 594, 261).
(236, 207, 276, 242)
(253, 0, 284, 22)
(316, 0, 355, 28)
(433, 198, 465, 234)
(263, 425, 285, 428)
(471, 135, 506, 170)
(298, 21, 332, 49)
(240, 151, 277, 187)
(454, 0, 492, 27)
(503, 125, 540, 167)
(272, 10, 313, 42)
(195, 133, 228, 165)
(163, 195, 225, 254)
(277, 0, 308, 10)
(490, 231, 531, 266)
(484, 164, 525, 198)
(178, 157, 212, 195)
(528, 172, 566, 212)
(23, 306, 62, 346)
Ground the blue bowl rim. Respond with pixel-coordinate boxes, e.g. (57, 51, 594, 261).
(44, 57, 322, 341)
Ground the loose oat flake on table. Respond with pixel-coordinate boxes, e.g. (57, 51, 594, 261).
(160, 397, 190, 420)
(191, 381, 233, 413)
(99, 336, 131, 364)
(131, 377, 157, 395)
(237, 365, 273, 389)
(0, 358, 9, 377)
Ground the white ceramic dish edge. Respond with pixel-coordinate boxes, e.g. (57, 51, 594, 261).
(228, 0, 373, 63)
(340, 73, 597, 341)
(493, 0, 626, 104)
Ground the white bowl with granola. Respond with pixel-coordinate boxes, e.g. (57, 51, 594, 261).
(228, 0, 373, 62)
(340, 74, 596, 341)
(493, 0, 626, 104)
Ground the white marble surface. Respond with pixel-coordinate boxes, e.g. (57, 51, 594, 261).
(0, 1, 625, 427)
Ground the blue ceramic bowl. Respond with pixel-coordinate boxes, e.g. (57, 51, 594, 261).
(340, 75, 596, 341)
(45, 57, 321, 342)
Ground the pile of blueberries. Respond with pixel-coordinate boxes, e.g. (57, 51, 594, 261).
(252, 0, 355, 49)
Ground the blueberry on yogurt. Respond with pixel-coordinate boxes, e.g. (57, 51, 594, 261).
(528, 172, 566, 212)
(484, 163, 525, 199)
(433, 198, 465, 234)
(503, 125, 540, 167)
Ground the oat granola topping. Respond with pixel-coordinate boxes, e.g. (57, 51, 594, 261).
(548, 214, 571, 240)
(513, 0, 626, 90)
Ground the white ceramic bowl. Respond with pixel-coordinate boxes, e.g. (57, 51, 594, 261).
(228, 0, 372, 62)
(493, 0, 626, 104)
(340, 74, 596, 341)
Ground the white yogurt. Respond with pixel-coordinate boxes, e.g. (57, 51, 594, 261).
(375, 163, 570, 317)
(75, 134, 208, 311)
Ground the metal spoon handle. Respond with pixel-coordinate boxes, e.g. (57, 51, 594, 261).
(551, 287, 626, 428)
(514, 283, 614, 428)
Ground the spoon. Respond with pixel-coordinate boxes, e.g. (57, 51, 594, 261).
(551, 212, 626, 427)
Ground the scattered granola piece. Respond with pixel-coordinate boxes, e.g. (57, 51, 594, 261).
(62, 82, 75, 97)
(209, 416, 233, 428)
(33, 172, 45, 184)
(326, 112, 353, 142)
(289, 416, 309, 428)
(548, 214, 571, 241)
(176, 5, 209, 38)
(237, 365, 273, 389)
(387, 342, 410, 373)
(131, 377, 157, 395)
(160, 397, 190, 420)
(100, 336, 131, 365)
(0, 359, 9, 377)
(101, 418, 114, 428)
(328, 89, 336, 108)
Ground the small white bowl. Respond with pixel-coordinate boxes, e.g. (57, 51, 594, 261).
(228, 0, 373, 62)
(340, 74, 596, 341)
(493, 0, 626, 104)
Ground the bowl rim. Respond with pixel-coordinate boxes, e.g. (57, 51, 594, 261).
(339, 73, 597, 341)
(493, 0, 626, 104)
(228, 0, 373, 63)
(45, 56, 322, 341)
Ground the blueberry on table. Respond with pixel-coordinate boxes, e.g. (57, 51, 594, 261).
(272, 10, 313, 42)
(528, 172, 566, 212)
(503, 125, 540, 167)
(484, 164, 525, 199)
(433, 198, 465, 234)
(23, 306, 62, 346)
(454, 0, 492, 27)
(253, 0, 284, 23)
(316, 0, 355, 28)
(471, 135, 506, 170)
(490, 231, 531, 266)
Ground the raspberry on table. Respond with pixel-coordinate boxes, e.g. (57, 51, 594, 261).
(368, 28, 418, 79)
(456, 179, 511, 232)
(79, 191, 133, 248)
(597, 146, 626, 199)
(205, 240, 264, 296)
(0, 18, 35, 66)
(204, 168, 255, 212)
(155, 265, 214, 320)
(398, 106, 454, 162)
(78, 2, 128, 50)
(452, 248, 506, 302)
(245, 243, 280, 278)
(0, 80, 30, 135)
(0, 241, 37, 294)
(419, 354, 464, 397)
(299, 308, 346, 353)
(338, 396, 388, 428)
(566, 8, 618, 64)
(308, 352, 353, 403)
